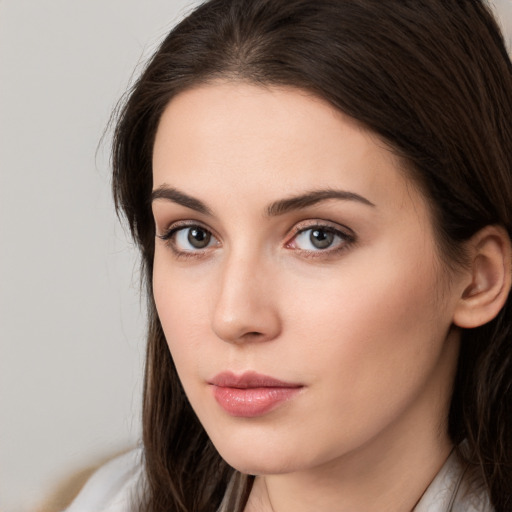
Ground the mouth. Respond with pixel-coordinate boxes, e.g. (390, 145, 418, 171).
(208, 371, 303, 418)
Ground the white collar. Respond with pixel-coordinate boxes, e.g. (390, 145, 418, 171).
(413, 450, 492, 512)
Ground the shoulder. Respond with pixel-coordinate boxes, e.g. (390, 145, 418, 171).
(64, 448, 144, 512)
(414, 450, 493, 512)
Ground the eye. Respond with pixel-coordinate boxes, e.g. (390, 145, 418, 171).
(297, 228, 336, 250)
(177, 226, 213, 249)
(157, 224, 219, 253)
(287, 224, 353, 252)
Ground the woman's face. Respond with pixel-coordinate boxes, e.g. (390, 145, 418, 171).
(151, 83, 462, 475)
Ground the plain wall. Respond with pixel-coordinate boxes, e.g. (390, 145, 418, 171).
(0, 1, 510, 511)
(0, 2, 200, 511)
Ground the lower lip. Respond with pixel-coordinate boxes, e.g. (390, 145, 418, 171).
(211, 385, 301, 417)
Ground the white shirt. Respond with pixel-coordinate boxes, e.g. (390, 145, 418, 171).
(65, 448, 493, 512)
(65, 449, 144, 512)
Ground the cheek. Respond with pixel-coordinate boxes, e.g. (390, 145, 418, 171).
(152, 257, 214, 372)
(291, 245, 450, 411)
(268, 256, 452, 462)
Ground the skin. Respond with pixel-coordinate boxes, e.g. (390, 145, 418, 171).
(151, 82, 467, 512)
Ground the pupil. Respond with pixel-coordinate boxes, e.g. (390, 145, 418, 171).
(188, 228, 211, 248)
(311, 229, 333, 249)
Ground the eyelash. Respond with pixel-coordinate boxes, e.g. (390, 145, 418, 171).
(156, 221, 217, 260)
(156, 220, 356, 260)
(286, 222, 355, 258)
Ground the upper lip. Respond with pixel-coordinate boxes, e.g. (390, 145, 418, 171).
(209, 371, 303, 389)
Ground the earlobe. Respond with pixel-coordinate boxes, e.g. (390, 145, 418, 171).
(453, 225, 512, 329)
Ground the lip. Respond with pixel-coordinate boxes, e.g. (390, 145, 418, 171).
(208, 371, 303, 418)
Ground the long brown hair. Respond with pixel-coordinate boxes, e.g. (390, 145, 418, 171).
(112, 1, 512, 510)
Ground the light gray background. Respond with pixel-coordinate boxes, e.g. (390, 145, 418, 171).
(0, 2, 200, 511)
(0, 1, 510, 511)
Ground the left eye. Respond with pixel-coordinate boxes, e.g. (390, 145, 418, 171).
(173, 226, 217, 250)
(291, 227, 347, 251)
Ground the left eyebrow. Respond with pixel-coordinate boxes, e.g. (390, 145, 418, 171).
(266, 189, 375, 216)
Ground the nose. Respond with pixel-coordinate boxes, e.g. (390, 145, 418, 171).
(211, 253, 282, 344)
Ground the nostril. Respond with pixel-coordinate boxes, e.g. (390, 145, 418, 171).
(234, 331, 266, 343)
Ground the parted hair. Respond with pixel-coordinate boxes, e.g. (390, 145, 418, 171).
(112, 1, 512, 510)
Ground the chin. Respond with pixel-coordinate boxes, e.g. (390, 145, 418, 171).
(220, 450, 300, 476)
(207, 429, 315, 476)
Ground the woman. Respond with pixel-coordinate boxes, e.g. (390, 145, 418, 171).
(67, 0, 512, 511)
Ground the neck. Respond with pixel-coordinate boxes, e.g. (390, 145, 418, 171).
(246, 428, 452, 512)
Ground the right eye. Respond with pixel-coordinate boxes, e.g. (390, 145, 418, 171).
(158, 224, 219, 254)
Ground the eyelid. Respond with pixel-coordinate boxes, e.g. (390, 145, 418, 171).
(287, 219, 355, 240)
(285, 219, 356, 255)
(155, 218, 356, 259)
(156, 220, 221, 258)
(157, 220, 215, 240)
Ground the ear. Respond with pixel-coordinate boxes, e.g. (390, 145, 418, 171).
(453, 225, 511, 329)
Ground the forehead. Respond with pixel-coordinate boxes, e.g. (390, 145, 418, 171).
(152, 82, 425, 217)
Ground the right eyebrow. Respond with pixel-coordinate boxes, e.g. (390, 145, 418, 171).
(151, 185, 212, 216)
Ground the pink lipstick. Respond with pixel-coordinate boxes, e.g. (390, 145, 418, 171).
(209, 371, 303, 417)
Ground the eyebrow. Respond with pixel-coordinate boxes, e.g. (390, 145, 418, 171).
(151, 186, 212, 215)
(266, 189, 375, 215)
(151, 185, 375, 216)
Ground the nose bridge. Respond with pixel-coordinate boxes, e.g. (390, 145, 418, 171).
(211, 245, 280, 343)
